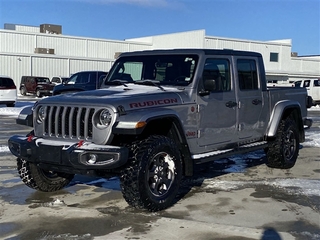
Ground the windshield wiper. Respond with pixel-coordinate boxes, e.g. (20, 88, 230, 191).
(134, 80, 165, 91)
(105, 80, 129, 87)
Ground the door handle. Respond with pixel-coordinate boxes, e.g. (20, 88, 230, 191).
(225, 101, 237, 108)
(252, 99, 262, 105)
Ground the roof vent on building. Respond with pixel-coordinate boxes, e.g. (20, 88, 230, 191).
(34, 48, 55, 54)
(291, 52, 298, 57)
(114, 52, 123, 59)
(40, 24, 62, 34)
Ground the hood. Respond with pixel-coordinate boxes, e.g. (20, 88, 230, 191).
(39, 84, 190, 111)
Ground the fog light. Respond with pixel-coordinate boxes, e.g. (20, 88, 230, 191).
(87, 154, 97, 164)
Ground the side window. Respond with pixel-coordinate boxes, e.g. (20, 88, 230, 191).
(303, 80, 310, 87)
(202, 58, 231, 92)
(237, 59, 258, 90)
(68, 74, 77, 84)
(314, 80, 320, 87)
(89, 73, 97, 83)
(76, 72, 90, 84)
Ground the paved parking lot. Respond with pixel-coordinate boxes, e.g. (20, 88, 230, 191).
(0, 105, 319, 240)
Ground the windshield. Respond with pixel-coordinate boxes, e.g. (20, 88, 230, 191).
(105, 54, 198, 86)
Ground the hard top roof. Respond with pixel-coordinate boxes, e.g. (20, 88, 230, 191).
(119, 48, 262, 58)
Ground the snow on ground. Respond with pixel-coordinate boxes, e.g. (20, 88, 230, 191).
(0, 101, 35, 117)
(202, 178, 320, 197)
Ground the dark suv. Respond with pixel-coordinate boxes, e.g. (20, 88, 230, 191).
(52, 71, 108, 95)
(20, 76, 55, 97)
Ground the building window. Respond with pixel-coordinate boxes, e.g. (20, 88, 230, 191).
(270, 52, 279, 62)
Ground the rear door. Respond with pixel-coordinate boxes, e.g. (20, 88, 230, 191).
(310, 79, 320, 102)
(234, 57, 267, 142)
(29, 77, 37, 93)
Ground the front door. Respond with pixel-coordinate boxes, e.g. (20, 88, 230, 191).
(197, 57, 237, 151)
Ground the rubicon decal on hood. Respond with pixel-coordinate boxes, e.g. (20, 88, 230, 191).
(129, 98, 178, 108)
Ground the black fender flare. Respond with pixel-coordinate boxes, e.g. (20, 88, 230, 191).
(266, 100, 304, 142)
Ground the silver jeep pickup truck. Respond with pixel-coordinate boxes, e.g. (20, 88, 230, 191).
(8, 49, 313, 211)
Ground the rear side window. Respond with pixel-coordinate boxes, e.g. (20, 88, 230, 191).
(52, 77, 60, 83)
(0, 78, 15, 87)
(237, 59, 258, 90)
(303, 80, 310, 87)
(89, 73, 98, 83)
(36, 77, 50, 83)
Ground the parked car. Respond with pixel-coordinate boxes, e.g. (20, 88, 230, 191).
(294, 79, 320, 105)
(0, 75, 17, 107)
(51, 76, 69, 85)
(52, 71, 108, 95)
(20, 76, 55, 98)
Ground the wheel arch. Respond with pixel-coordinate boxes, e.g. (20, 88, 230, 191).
(266, 100, 305, 142)
(113, 110, 193, 176)
(143, 115, 193, 176)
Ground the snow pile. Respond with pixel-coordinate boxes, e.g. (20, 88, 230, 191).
(0, 145, 9, 152)
(0, 101, 35, 117)
(203, 178, 320, 197)
(0, 106, 24, 117)
(302, 130, 320, 148)
(48, 199, 66, 207)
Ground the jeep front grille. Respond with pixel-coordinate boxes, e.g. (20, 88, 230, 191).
(43, 106, 95, 140)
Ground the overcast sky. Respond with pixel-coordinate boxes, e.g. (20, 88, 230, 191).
(0, 0, 319, 56)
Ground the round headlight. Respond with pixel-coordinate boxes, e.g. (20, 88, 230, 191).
(37, 106, 46, 123)
(99, 109, 112, 126)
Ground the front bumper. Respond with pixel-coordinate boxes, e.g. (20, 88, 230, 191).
(8, 135, 129, 171)
(39, 89, 53, 96)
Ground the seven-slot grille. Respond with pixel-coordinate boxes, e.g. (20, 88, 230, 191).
(43, 105, 95, 140)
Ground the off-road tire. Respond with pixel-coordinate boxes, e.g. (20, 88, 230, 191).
(17, 158, 74, 192)
(20, 87, 26, 96)
(120, 135, 183, 211)
(266, 117, 299, 169)
(36, 89, 42, 98)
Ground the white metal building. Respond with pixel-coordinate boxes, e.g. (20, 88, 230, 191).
(1, 24, 319, 86)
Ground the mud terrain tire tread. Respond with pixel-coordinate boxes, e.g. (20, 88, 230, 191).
(17, 158, 74, 192)
(266, 117, 299, 169)
(120, 135, 182, 211)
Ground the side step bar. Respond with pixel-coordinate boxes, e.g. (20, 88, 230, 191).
(192, 141, 268, 164)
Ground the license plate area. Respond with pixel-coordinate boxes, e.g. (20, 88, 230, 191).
(38, 145, 62, 163)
